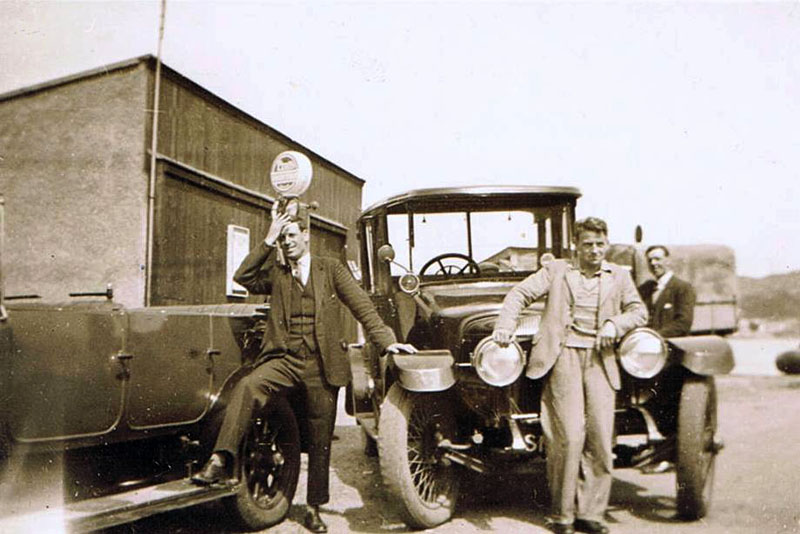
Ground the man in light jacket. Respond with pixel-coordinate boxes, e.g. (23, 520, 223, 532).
(493, 217, 647, 534)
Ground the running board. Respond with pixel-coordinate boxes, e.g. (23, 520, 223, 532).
(0, 479, 237, 533)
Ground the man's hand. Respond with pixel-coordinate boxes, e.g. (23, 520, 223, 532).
(492, 328, 513, 347)
(265, 202, 292, 246)
(385, 343, 418, 354)
(596, 321, 617, 351)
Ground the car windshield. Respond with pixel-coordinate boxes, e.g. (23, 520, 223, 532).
(386, 205, 574, 278)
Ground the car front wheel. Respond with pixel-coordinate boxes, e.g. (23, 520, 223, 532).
(225, 397, 301, 530)
(676, 376, 718, 519)
(378, 384, 460, 529)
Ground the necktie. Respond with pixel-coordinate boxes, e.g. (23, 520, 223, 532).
(653, 279, 665, 304)
(291, 262, 303, 286)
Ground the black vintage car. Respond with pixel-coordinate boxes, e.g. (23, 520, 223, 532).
(345, 186, 735, 529)
(0, 297, 303, 531)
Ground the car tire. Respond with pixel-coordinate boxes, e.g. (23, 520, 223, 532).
(378, 383, 460, 529)
(676, 376, 717, 520)
(225, 397, 301, 530)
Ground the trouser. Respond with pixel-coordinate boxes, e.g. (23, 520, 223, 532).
(214, 347, 339, 506)
(541, 346, 616, 524)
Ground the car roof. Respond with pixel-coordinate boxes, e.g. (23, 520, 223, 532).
(361, 185, 582, 217)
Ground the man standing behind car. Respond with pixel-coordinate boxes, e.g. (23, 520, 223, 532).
(192, 203, 416, 534)
(638, 245, 696, 338)
(637, 244, 696, 474)
(492, 217, 647, 534)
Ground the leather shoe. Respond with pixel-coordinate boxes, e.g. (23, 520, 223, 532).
(548, 523, 575, 534)
(304, 506, 328, 533)
(574, 518, 610, 534)
(641, 460, 673, 474)
(191, 456, 230, 486)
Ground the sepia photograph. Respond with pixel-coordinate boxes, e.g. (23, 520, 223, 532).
(1, 2, 798, 533)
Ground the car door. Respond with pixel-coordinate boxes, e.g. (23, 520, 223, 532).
(124, 308, 216, 429)
(5, 305, 126, 442)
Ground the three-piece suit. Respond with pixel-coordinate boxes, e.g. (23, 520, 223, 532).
(215, 242, 396, 506)
(494, 259, 647, 524)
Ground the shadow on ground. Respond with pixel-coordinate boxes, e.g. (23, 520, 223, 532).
(101, 423, 691, 533)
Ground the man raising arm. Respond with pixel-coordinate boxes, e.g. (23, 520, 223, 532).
(193, 204, 415, 533)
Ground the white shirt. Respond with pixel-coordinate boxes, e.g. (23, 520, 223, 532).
(652, 270, 674, 303)
(290, 253, 311, 286)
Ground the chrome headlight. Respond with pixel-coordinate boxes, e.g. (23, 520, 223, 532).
(398, 273, 420, 294)
(618, 328, 668, 379)
(471, 336, 525, 387)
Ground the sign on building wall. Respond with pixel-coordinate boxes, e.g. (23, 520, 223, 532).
(227, 225, 250, 298)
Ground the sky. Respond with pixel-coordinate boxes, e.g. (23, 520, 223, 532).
(1, 1, 798, 278)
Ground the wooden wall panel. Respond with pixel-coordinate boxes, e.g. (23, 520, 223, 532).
(151, 167, 348, 306)
(149, 70, 364, 262)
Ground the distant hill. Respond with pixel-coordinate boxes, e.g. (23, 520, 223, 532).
(738, 270, 800, 320)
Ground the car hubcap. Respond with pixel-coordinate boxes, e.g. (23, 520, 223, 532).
(243, 417, 286, 509)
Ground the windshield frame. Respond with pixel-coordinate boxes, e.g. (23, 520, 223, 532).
(358, 188, 580, 294)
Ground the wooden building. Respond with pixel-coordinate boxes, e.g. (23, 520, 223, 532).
(0, 56, 365, 308)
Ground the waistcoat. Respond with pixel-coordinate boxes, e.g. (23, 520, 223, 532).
(287, 270, 317, 353)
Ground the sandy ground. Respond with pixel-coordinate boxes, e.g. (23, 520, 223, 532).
(103, 337, 800, 534)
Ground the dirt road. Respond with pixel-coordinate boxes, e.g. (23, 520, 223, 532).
(109, 374, 800, 534)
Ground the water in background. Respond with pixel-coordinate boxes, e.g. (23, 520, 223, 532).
(728, 337, 800, 376)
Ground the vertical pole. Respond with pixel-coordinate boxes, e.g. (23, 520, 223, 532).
(466, 211, 473, 259)
(145, 0, 167, 306)
(0, 196, 7, 321)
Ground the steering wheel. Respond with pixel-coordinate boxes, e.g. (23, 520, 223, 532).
(419, 253, 481, 277)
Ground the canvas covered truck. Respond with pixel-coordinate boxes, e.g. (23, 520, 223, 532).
(345, 186, 737, 529)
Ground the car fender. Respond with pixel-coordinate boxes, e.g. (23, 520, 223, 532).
(668, 335, 735, 376)
(390, 350, 455, 392)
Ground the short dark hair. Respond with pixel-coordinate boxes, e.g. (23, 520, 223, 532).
(291, 214, 310, 232)
(645, 245, 670, 257)
(574, 217, 608, 241)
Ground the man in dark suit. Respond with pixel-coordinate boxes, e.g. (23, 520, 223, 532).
(637, 245, 696, 474)
(193, 205, 415, 533)
(638, 245, 696, 338)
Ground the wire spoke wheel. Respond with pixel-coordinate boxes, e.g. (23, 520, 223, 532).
(379, 384, 460, 529)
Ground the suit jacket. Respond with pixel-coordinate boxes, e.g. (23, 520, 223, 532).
(638, 274, 696, 338)
(494, 259, 648, 389)
(234, 243, 397, 387)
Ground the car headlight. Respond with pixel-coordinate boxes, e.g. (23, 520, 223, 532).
(618, 328, 667, 379)
(471, 336, 525, 387)
(398, 273, 420, 294)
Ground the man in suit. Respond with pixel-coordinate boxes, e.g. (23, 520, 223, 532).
(638, 245, 696, 338)
(637, 245, 696, 474)
(492, 217, 647, 534)
(193, 205, 416, 533)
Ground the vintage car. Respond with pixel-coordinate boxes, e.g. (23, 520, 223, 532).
(345, 186, 736, 529)
(0, 296, 303, 531)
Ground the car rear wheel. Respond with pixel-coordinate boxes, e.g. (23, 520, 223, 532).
(378, 384, 460, 529)
(676, 377, 718, 520)
(225, 398, 301, 530)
